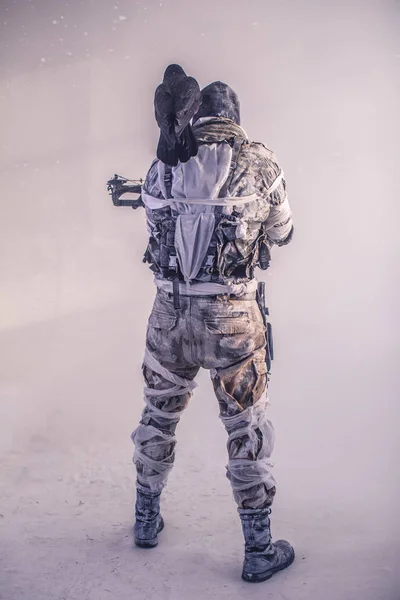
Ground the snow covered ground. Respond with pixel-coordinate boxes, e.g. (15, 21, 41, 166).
(1, 1, 399, 599)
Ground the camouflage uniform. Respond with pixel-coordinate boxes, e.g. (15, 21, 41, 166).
(131, 116, 293, 510)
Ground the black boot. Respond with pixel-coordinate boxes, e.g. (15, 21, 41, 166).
(134, 488, 164, 548)
(238, 507, 295, 582)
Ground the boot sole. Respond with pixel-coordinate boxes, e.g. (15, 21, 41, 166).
(134, 517, 164, 549)
(242, 551, 295, 583)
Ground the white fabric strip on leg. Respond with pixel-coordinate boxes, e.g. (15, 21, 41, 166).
(131, 407, 182, 490)
(142, 396, 187, 419)
(144, 385, 189, 399)
(220, 399, 276, 492)
(143, 347, 197, 394)
(227, 457, 275, 492)
(131, 424, 175, 445)
(133, 453, 174, 474)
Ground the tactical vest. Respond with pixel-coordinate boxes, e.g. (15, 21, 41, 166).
(142, 136, 282, 286)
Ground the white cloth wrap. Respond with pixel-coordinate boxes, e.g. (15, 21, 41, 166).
(131, 348, 198, 491)
(142, 144, 283, 284)
(220, 398, 276, 493)
(154, 277, 258, 297)
(142, 347, 197, 399)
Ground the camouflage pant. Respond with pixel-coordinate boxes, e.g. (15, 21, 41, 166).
(131, 288, 276, 509)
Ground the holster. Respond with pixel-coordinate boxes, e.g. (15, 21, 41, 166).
(256, 281, 274, 373)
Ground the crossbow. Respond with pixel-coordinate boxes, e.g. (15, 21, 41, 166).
(106, 174, 145, 209)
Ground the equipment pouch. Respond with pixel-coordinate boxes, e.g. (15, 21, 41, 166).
(256, 281, 273, 374)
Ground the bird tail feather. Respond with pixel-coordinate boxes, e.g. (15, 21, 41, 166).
(157, 132, 179, 167)
(178, 124, 198, 163)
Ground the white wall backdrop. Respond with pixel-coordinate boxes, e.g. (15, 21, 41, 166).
(0, 1, 399, 599)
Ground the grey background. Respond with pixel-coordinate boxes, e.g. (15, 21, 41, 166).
(0, 1, 399, 599)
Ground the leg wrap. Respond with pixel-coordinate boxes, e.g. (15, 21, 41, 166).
(220, 399, 276, 509)
(131, 349, 196, 492)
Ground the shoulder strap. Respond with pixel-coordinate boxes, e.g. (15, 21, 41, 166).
(163, 164, 173, 200)
(218, 136, 244, 199)
(162, 136, 244, 201)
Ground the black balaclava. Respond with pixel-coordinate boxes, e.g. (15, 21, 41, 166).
(193, 81, 240, 125)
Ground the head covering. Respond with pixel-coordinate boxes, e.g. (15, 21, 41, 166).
(193, 81, 240, 125)
(163, 64, 185, 79)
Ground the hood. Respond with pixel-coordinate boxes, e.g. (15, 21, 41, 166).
(193, 81, 240, 125)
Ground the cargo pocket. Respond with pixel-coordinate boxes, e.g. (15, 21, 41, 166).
(149, 311, 177, 331)
(205, 316, 250, 335)
(252, 354, 268, 404)
(146, 311, 177, 354)
(253, 354, 268, 376)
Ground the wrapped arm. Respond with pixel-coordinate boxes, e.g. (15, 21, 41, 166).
(263, 173, 293, 247)
(257, 181, 293, 271)
(264, 198, 293, 246)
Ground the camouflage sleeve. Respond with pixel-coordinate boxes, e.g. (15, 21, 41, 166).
(142, 159, 164, 199)
(264, 177, 293, 246)
(251, 143, 294, 247)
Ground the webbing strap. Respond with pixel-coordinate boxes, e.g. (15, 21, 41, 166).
(218, 136, 245, 199)
(163, 164, 173, 200)
(165, 193, 258, 206)
(158, 143, 283, 205)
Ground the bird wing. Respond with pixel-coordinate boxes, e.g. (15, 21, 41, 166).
(154, 83, 175, 135)
(173, 76, 202, 136)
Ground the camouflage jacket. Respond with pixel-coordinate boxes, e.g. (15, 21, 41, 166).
(142, 117, 293, 285)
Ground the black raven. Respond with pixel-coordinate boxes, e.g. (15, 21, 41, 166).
(154, 64, 201, 167)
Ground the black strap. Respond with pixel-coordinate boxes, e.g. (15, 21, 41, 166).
(162, 164, 180, 306)
(163, 164, 173, 200)
(256, 281, 273, 373)
(173, 278, 181, 310)
(257, 281, 266, 312)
